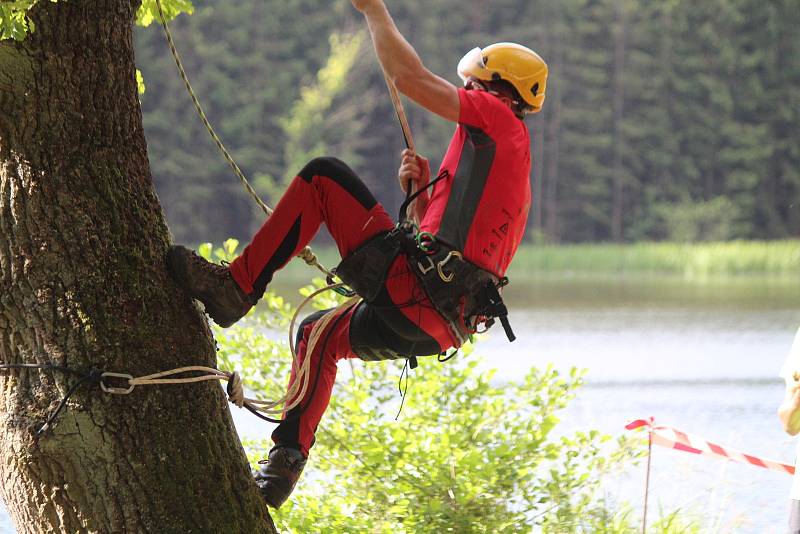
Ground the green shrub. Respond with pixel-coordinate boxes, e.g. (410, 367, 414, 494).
(201, 241, 707, 533)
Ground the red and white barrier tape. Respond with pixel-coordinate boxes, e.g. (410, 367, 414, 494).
(626, 417, 794, 476)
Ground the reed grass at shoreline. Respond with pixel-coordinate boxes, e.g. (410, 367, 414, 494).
(247, 239, 800, 285)
(508, 240, 799, 278)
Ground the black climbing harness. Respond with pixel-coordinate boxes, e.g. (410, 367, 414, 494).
(335, 165, 516, 353)
(336, 227, 514, 343)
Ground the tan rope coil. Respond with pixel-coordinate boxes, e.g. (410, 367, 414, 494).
(102, 288, 361, 418)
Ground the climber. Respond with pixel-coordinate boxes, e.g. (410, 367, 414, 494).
(166, 0, 547, 509)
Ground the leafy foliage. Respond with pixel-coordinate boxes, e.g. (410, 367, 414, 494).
(655, 197, 742, 242)
(0, 0, 192, 40)
(136, 69, 146, 95)
(287, 362, 643, 534)
(136, 0, 194, 27)
(0, 0, 41, 40)
(256, 30, 367, 199)
(195, 240, 662, 533)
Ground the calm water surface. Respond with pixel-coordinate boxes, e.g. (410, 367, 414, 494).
(484, 275, 800, 533)
(1, 275, 797, 533)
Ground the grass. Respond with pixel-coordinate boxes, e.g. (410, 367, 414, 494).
(508, 240, 800, 279)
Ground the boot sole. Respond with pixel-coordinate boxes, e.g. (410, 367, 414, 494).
(258, 482, 291, 509)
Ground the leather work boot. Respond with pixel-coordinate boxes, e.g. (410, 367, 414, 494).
(254, 446, 307, 509)
(166, 245, 253, 327)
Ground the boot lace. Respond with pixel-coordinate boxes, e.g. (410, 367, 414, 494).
(188, 250, 230, 279)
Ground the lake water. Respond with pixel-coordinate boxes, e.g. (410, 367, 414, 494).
(485, 276, 799, 533)
(1, 275, 797, 533)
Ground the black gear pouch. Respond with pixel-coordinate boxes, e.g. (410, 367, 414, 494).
(334, 231, 401, 302)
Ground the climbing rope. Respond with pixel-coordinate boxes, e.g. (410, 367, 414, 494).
(0, 289, 360, 435)
(382, 73, 415, 152)
(152, 0, 331, 278)
(148, 0, 365, 426)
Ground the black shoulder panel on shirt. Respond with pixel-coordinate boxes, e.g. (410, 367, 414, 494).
(436, 126, 496, 250)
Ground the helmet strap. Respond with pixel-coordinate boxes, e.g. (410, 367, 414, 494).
(467, 77, 527, 119)
(464, 76, 528, 119)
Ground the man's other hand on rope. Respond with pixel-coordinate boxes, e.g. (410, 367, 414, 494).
(349, 0, 380, 14)
(397, 148, 430, 226)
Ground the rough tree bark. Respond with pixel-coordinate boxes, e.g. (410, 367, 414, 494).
(0, 1, 277, 532)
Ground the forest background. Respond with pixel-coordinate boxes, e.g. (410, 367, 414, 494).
(135, 0, 800, 248)
(0, 0, 797, 531)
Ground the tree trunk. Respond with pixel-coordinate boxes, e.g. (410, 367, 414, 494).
(544, 29, 562, 243)
(0, 1, 276, 532)
(610, 0, 627, 242)
(532, 116, 544, 237)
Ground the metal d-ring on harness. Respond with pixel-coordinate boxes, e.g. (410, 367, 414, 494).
(414, 249, 462, 283)
(405, 231, 516, 345)
(435, 250, 462, 283)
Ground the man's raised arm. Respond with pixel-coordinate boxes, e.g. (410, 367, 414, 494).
(351, 0, 460, 122)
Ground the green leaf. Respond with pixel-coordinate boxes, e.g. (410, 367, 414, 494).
(197, 242, 212, 260)
(136, 69, 146, 95)
(0, 1, 39, 41)
(136, 0, 194, 28)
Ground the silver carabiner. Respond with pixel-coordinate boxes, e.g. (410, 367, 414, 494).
(100, 372, 135, 395)
(436, 251, 463, 283)
(417, 255, 435, 275)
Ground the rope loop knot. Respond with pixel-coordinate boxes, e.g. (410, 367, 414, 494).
(226, 371, 245, 408)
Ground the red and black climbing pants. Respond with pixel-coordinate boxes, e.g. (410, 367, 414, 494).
(229, 157, 455, 456)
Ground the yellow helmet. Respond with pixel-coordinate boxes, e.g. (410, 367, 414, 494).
(457, 43, 548, 114)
